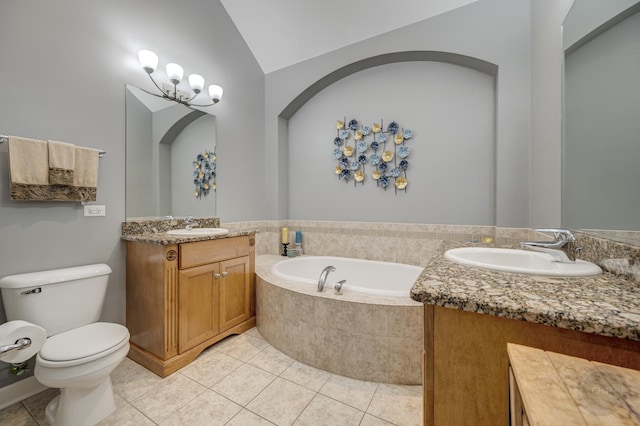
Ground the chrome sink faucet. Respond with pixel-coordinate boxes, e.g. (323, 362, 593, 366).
(185, 216, 199, 230)
(520, 228, 580, 263)
(317, 266, 336, 292)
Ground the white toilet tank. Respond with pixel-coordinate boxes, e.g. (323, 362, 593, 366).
(0, 264, 112, 337)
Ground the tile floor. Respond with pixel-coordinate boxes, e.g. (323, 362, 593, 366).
(0, 328, 422, 426)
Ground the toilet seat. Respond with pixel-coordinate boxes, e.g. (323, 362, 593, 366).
(38, 322, 129, 368)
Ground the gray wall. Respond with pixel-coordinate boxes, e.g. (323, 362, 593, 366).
(528, 0, 575, 228)
(0, 0, 265, 324)
(288, 61, 496, 224)
(265, 0, 532, 227)
(171, 115, 217, 217)
(562, 10, 640, 230)
(125, 90, 153, 218)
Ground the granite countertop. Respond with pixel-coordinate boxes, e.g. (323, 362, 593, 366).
(121, 228, 256, 245)
(120, 217, 256, 245)
(410, 241, 640, 341)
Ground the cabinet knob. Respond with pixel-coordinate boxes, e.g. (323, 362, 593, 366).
(222, 271, 228, 277)
(214, 273, 221, 279)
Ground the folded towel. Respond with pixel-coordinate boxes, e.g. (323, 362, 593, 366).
(73, 146, 100, 201)
(48, 140, 75, 185)
(8, 137, 101, 202)
(8, 136, 49, 185)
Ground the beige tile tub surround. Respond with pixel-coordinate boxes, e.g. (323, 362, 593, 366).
(223, 220, 536, 262)
(256, 255, 424, 385)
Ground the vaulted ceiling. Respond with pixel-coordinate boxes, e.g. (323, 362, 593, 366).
(219, 0, 479, 74)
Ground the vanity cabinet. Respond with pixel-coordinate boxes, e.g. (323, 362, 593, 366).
(126, 235, 255, 377)
(178, 256, 250, 352)
(422, 305, 640, 426)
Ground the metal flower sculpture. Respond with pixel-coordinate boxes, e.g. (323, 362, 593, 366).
(332, 117, 414, 193)
(193, 149, 216, 198)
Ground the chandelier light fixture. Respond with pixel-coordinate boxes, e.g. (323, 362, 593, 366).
(137, 49, 223, 108)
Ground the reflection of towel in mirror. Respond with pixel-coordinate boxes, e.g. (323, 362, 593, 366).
(8, 136, 49, 185)
(48, 140, 75, 185)
(73, 146, 100, 201)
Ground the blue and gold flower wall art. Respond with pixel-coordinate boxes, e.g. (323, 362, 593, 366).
(193, 149, 216, 199)
(333, 118, 413, 193)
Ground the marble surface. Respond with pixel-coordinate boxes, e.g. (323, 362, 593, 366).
(410, 241, 640, 342)
(121, 217, 256, 245)
(508, 343, 640, 424)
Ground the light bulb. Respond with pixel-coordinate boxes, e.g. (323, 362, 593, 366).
(138, 50, 158, 74)
(208, 85, 223, 103)
(188, 74, 205, 94)
(166, 63, 184, 85)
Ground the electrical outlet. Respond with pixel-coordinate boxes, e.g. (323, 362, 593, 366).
(84, 205, 106, 217)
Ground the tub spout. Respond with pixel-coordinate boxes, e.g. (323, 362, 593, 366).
(317, 266, 336, 292)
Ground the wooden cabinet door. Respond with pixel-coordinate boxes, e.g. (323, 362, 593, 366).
(178, 263, 220, 353)
(219, 256, 250, 333)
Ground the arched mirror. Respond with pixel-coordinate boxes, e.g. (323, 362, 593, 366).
(562, 0, 640, 244)
(125, 84, 217, 218)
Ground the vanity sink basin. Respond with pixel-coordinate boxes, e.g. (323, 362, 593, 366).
(444, 247, 602, 277)
(166, 228, 229, 237)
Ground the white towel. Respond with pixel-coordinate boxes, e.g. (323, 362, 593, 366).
(8, 136, 49, 185)
(48, 140, 75, 185)
(73, 146, 100, 188)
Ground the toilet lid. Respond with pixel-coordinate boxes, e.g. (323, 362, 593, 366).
(39, 322, 129, 362)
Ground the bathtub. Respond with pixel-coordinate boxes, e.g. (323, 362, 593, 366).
(256, 255, 424, 384)
(270, 256, 424, 298)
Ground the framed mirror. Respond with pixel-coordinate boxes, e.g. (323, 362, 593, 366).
(125, 84, 217, 218)
(562, 0, 640, 244)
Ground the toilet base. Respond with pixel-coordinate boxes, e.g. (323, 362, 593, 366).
(45, 377, 116, 426)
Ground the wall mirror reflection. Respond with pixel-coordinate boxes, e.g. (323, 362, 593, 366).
(125, 84, 217, 218)
(562, 0, 640, 245)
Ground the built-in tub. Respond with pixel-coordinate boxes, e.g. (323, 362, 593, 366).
(255, 255, 424, 384)
(270, 256, 424, 298)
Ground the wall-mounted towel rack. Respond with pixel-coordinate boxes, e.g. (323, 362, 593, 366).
(0, 134, 106, 158)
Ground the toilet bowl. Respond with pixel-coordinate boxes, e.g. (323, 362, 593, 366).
(35, 322, 130, 426)
(0, 264, 130, 426)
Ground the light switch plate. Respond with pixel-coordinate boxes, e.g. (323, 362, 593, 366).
(84, 205, 106, 217)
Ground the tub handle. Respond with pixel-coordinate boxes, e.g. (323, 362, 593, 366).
(335, 280, 346, 295)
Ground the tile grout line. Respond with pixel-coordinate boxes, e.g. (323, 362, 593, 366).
(20, 400, 41, 426)
(8, 329, 422, 426)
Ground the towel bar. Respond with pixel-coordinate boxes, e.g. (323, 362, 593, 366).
(0, 134, 106, 158)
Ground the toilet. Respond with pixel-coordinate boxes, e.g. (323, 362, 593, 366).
(0, 264, 129, 426)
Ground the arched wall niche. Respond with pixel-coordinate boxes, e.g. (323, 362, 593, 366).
(277, 50, 499, 224)
(279, 51, 498, 120)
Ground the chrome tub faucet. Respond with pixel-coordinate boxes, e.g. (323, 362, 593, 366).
(521, 228, 580, 263)
(317, 266, 336, 292)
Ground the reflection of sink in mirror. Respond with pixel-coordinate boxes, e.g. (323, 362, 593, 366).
(444, 247, 602, 277)
(166, 228, 229, 237)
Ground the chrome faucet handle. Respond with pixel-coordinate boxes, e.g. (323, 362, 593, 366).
(534, 228, 575, 242)
(335, 280, 346, 295)
(184, 216, 198, 230)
